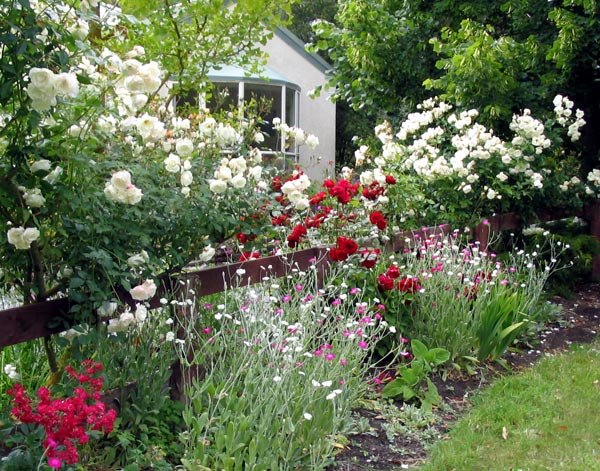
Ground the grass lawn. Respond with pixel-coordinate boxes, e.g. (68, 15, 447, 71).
(417, 341, 600, 471)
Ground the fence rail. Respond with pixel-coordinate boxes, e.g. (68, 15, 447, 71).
(2, 200, 600, 349)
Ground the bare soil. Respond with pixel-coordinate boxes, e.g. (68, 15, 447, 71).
(328, 283, 600, 471)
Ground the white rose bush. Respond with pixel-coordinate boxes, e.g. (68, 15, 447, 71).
(352, 96, 596, 228)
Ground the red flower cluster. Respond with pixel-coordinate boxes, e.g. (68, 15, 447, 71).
(7, 360, 116, 469)
(369, 211, 388, 230)
(287, 224, 307, 248)
(239, 251, 260, 261)
(359, 248, 380, 269)
(377, 266, 421, 293)
(329, 236, 359, 262)
(323, 178, 360, 204)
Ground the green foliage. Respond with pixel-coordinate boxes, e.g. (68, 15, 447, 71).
(474, 288, 529, 363)
(382, 339, 450, 412)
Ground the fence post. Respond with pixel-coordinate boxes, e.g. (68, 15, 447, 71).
(587, 199, 600, 280)
(472, 219, 491, 253)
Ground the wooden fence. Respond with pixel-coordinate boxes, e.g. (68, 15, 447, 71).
(2, 200, 600, 350)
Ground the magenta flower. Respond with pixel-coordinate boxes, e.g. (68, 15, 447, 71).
(325, 353, 336, 361)
(295, 285, 303, 291)
(202, 328, 212, 334)
(48, 457, 62, 469)
(282, 294, 292, 302)
(314, 349, 323, 356)
(340, 359, 348, 366)
(358, 340, 368, 349)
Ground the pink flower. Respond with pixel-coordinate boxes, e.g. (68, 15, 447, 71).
(325, 353, 336, 361)
(314, 349, 323, 356)
(48, 457, 62, 469)
(358, 340, 368, 349)
(202, 328, 212, 334)
(340, 359, 348, 366)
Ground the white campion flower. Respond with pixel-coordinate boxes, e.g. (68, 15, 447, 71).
(22, 188, 46, 208)
(129, 279, 157, 301)
(175, 138, 194, 156)
(164, 153, 181, 173)
(7, 226, 40, 250)
(165, 331, 175, 342)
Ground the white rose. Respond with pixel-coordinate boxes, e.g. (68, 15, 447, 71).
(68, 19, 89, 40)
(254, 132, 265, 143)
(23, 188, 46, 208)
(214, 165, 232, 182)
(129, 279, 157, 301)
(97, 302, 118, 317)
(180, 170, 193, 187)
(231, 174, 247, 189)
(54, 72, 80, 98)
(198, 245, 216, 262)
(462, 184, 472, 194)
(127, 250, 149, 267)
(7, 226, 40, 250)
(110, 170, 133, 191)
(164, 153, 181, 173)
(123, 185, 143, 205)
(228, 156, 247, 174)
(248, 165, 263, 180)
(134, 304, 148, 323)
(209, 179, 228, 194)
(29, 67, 56, 90)
(305, 134, 319, 149)
(30, 159, 52, 173)
(175, 138, 194, 157)
(43, 166, 63, 184)
(294, 198, 310, 211)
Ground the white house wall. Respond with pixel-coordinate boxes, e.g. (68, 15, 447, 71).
(262, 34, 335, 181)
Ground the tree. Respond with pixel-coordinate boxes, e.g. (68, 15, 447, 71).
(311, 0, 600, 164)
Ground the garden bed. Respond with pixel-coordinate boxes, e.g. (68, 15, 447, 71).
(328, 282, 600, 471)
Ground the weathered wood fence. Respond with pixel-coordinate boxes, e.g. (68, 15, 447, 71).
(2, 200, 600, 350)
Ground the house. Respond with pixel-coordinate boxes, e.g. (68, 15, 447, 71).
(206, 27, 335, 181)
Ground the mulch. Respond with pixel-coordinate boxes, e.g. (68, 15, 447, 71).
(328, 282, 600, 471)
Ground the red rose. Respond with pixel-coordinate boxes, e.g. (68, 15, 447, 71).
(385, 175, 396, 184)
(369, 211, 387, 230)
(386, 265, 401, 279)
(377, 274, 395, 291)
(336, 236, 358, 255)
(330, 248, 349, 262)
(397, 276, 421, 293)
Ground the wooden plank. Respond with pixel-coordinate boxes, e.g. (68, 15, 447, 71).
(0, 298, 75, 348)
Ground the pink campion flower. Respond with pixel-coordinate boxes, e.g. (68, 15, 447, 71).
(295, 285, 303, 291)
(340, 359, 348, 366)
(358, 340, 368, 349)
(48, 457, 62, 469)
(314, 349, 323, 356)
(323, 344, 333, 350)
(325, 353, 336, 361)
(202, 328, 212, 334)
(350, 287, 361, 295)
(282, 294, 292, 302)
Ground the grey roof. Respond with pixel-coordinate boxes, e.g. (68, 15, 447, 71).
(207, 64, 301, 91)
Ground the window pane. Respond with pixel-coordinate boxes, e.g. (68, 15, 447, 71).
(207, 83, 239, 114)
(286, 88, 296, 127)
(245, 83, 282, 151)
